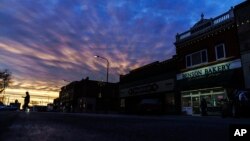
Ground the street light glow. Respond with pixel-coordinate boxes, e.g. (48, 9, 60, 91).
(94, 55, 110, 83)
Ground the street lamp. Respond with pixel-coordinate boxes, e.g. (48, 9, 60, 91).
(94, 55, 109, 83)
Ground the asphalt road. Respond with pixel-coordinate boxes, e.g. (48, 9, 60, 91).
(0, 111, 250, 141)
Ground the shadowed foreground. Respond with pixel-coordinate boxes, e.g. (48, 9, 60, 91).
(0, 112, 250, 141)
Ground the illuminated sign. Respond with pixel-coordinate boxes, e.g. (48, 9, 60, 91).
(177, 59, 241, 80)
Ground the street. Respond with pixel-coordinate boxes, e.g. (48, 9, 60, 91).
(0, 111, 250, 141)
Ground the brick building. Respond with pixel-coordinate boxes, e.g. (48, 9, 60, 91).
(58, 78, 119, 113)
(119, 57, 179, 114)
(234, 1, 250, 89)
(175, 8, 244, 115)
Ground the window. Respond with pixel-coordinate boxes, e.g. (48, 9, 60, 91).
(186, 50, 207, 67)
(186, 56, 191, 67)
(215, 44, 226, 60)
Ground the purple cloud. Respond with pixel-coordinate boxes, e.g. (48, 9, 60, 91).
(0, 0, 245, 101)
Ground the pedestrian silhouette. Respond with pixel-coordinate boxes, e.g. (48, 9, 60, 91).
(22, 91, 30, 111)
(200, 98, 207, 116)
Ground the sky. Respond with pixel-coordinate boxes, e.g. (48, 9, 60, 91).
(0, 0, 245, 105)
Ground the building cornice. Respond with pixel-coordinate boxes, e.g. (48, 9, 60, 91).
(175, 21, 236, 48)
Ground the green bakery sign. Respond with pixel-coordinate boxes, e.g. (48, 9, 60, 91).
(177, 59, 241, 80)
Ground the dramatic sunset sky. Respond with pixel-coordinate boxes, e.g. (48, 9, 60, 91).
(0, 0, 245, 105)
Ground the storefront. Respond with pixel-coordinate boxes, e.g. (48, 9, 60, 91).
(120, 78, 177, 114)
(177, 59, 244, 115)
(181, 87, 226, 115)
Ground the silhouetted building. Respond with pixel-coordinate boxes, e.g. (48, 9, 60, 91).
(234, 1, 250, 89)
(59, 78, 119, 113)
(53, 98, 60, 112)
(119, 57, 179, 114)
(59, 81, 78, 112)
(175, 8, 244, 115)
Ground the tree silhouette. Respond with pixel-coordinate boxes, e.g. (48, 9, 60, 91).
(0, 69, 12, 94)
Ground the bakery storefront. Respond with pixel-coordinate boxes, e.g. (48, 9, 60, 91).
(177, 59, 243, 115)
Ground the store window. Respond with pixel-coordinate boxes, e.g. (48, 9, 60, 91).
(182, 97, 191, 107)
(186, 49, 207, 68)
(215, 43, 226, 60)
(120, 99, 125, 108)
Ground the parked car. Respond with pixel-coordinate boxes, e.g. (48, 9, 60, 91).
(0, 105, 6, 110)
(0, 105, 18, 111)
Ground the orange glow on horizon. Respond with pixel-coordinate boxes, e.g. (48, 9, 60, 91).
(1, 88, 58, 107)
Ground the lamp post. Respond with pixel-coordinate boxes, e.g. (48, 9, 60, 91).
(94, 55, 109, 83)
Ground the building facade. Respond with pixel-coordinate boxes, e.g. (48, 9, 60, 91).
(59, 81, 78, 112)
(234, 1, 250, 89)
(119, 57, 180, 114)
(175, 8, 244, 115)
(58, 78, 119, 113)
(53, 97, 60, 112)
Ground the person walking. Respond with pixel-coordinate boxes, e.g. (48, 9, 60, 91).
(22, 91, 30, 111)
(200, 98, 207, 116)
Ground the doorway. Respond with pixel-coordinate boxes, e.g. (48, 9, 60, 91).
(192, 96, 200, 115)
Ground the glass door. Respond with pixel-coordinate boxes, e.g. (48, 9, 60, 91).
(192, 96, 200, 115)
